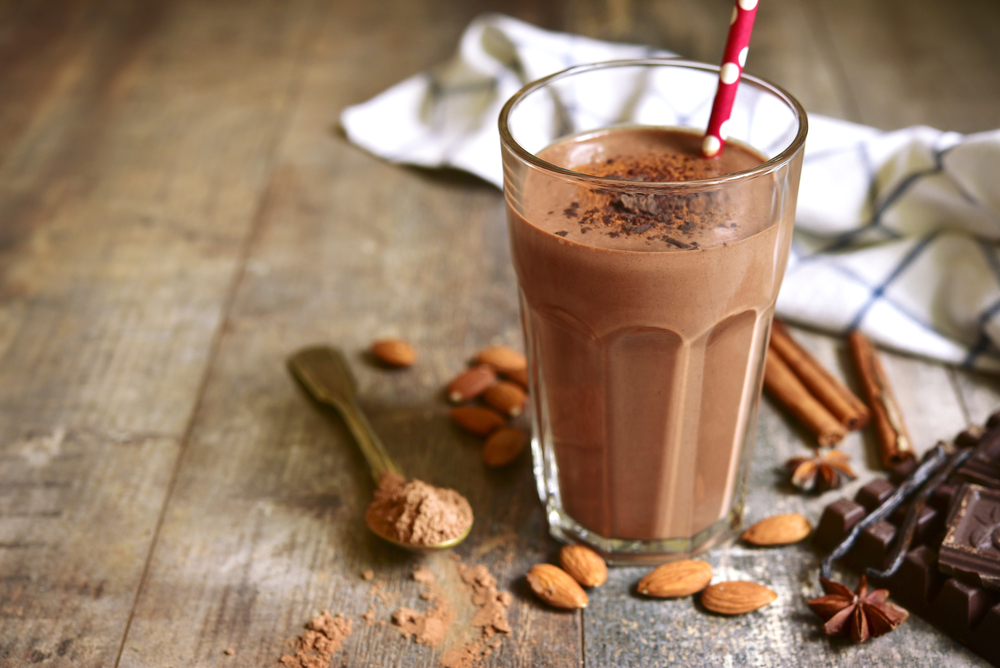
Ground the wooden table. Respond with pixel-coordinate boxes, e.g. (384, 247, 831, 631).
(2, 0, 999, 666)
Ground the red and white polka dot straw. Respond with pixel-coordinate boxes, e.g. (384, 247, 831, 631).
(702, 0, 760, 158)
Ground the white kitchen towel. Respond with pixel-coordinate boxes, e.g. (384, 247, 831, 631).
(341, 13, 1000, 372)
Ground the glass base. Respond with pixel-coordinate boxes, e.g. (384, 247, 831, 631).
(544, 500, 743, 566)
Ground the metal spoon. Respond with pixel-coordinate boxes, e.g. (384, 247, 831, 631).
(287, 345, 471, 551)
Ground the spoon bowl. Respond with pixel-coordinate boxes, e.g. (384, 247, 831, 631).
(287, 345, 472, 552)
(368, 523, 472, 553)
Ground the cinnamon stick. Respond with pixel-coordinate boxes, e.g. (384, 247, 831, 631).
(764, 349, 847, 447)
(769, 319, 870, 430)
(847, 330, 915, 469)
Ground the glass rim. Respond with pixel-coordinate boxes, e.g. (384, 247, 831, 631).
(498, 58, 809, 189)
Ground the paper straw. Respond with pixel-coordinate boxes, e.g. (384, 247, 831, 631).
(702, 0, 760, 158)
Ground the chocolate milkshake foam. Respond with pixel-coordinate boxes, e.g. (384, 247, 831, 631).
(507, 127, 797, 547)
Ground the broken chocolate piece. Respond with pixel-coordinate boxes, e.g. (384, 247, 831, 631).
(891, 544, 945, 605)
(811, 417, 1000, 666)
(934, 578, 996, 637)
(956, 425, 986, 449)
(939, 484, 1000, 592)
(856, 521, 896, 571)
(814, 498, 866, 552)
(856, 479, 895, 512)
(868, 446, 974, 580)
(819, 444, 950, 581)
(954, 425, 1000, 488)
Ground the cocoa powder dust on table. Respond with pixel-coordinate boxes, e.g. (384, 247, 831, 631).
(365, 472, 473, 547)
(278, 611, 352, 668)
(388, 560, 512, 668)
(392, 566, 456, 648)
(438, 563, 512, 668)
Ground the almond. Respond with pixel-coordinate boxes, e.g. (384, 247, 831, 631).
(637, 559, 712, 598)
(503, 367, 529, 390)
(371, 338, 417, 367)
(450, 405, 507, 437)
(483, 381, 527, 417)
(446, 365, 497, 403)
(525, 564, 588, 609)
(741, 513, 812, 546)
(475, 345, 527, 374)
(482, 427, 527, 467)
(559, 545, 607, 588)
(700, 581, 777, 615)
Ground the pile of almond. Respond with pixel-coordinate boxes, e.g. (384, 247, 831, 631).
(447, 345, 530, 468)
(368, 338, 530, 467)
(637, 560, 777, 614)
(525, 548, 777, 616)
(526, 545, 608, 609)
(526, 512, 813, 616)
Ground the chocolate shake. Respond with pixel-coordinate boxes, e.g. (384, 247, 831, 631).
(498, 59, 807, 560)
(507, 127, 797, 552)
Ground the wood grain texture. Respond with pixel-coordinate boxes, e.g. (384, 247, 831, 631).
(115, 0, 577, 666)
(0, 0, 998, 666)
(0, 0, 331, 665)
(808, 0, 1000, 132)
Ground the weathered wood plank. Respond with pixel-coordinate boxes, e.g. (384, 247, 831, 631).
(1, 0, 997, 666)
(808, 0, 1000, 132)
(0, 429, 177, 667)
(950, 368, 1000, 428)
(0, 0, 323, 665)
(117, 1, 581, 666)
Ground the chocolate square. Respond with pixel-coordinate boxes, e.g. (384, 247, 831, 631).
(954, 425, 1000, 488)
(939, 484, 1000, 592)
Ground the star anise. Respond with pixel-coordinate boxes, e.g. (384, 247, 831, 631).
(786, 449, 856, 492)
(807, 576, 909, 643)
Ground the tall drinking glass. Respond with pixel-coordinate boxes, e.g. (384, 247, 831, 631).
(499, 59, 807, 563)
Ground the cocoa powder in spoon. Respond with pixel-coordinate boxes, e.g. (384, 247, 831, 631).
(365, 472, 473, 547)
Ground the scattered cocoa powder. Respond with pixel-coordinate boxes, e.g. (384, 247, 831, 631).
(278, 611, 352, 668)
(437, 562, 513, 668)
(385, 559, 512, 668)
(368, 578, 392, 603)
(360, 605, 378, 626)
(439, 644, 483, 667)
(279, 555, 510, 666)
(460, 563, 512, 636)
(392, 604, 454, 647)
(365, 472, 473, 547)
(391, 566, 455, 647)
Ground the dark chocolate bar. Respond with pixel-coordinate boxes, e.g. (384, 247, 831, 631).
(814, 415, 1000, 666)
(939, 484, 1000, 592)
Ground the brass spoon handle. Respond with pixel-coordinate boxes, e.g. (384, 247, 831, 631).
(287, 346, 403, 483)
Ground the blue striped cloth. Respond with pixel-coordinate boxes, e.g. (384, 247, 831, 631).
(341, 14, 1000, 372)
